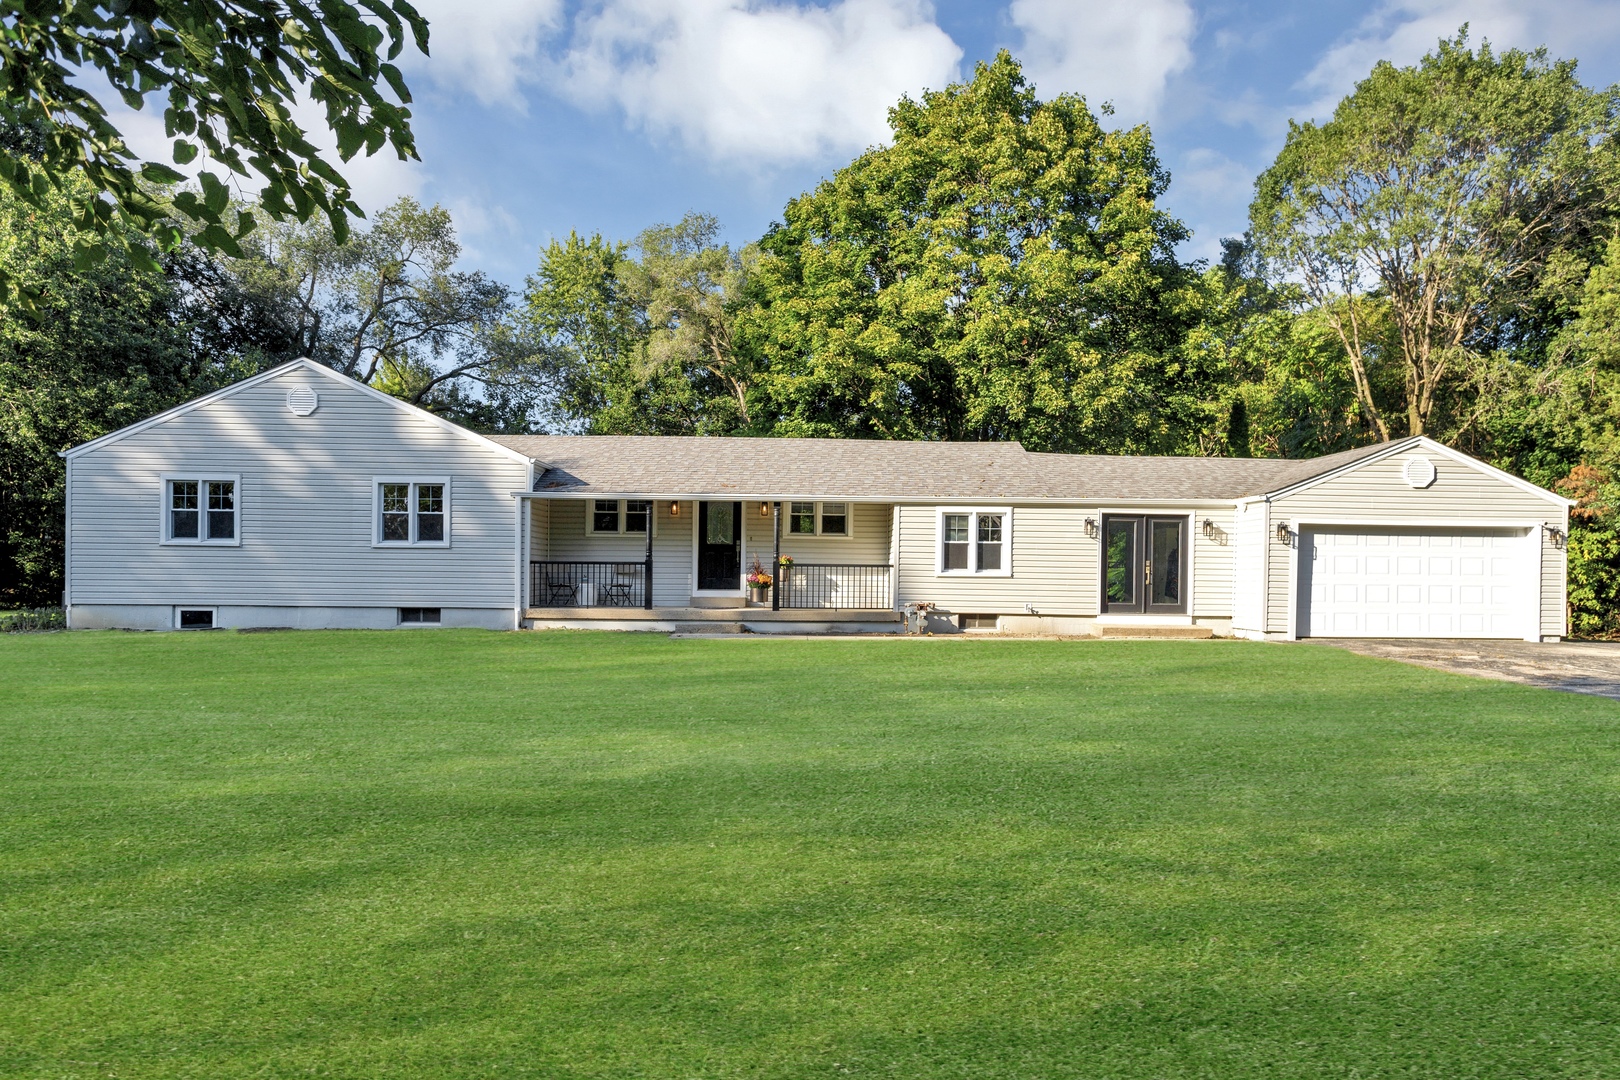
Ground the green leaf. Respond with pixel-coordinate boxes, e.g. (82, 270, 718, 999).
(199, 172, 230, 216)
(171, 140, 198, 166)
(141, 162, 187, 185)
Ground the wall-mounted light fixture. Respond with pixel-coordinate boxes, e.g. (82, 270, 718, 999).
(1275, 522, 1294, 544)
(1544, 523, 1567, 549)
(1084, 517, 1099, 538)
(1202, 518, 1216, 539)
(759, 501, 771, 517)
(668, 501, 681, 517)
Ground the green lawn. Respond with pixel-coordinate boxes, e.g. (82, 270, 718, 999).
(3, 631, 1619, 1078)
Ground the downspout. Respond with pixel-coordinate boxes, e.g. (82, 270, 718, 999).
(1261, 496, 1272, 639)
(63, 455, 72, 628)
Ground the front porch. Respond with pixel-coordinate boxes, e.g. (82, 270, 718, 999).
(521, 497, 897, 621)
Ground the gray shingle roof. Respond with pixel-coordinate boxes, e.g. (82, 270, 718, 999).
(486, 434, 1407, 502)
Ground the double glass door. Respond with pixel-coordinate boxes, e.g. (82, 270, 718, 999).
(1102, 515, 1187, 614)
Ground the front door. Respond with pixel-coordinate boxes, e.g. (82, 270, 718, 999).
(697, 501, 742, 592)
(1101, 515, 1187, 614)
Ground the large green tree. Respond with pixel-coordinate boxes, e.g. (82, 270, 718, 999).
(749, 52, 1197, 451)
(0, 177, 271, 606)
(522, 215, 755, 435)
(1249, 31, 1620, 440)
(0, 0, 429, 300)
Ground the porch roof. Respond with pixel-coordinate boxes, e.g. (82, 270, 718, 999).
(486, 434, 1401, 502)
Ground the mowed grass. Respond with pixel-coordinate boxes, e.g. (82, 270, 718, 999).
(3, 632, 1620, 1079)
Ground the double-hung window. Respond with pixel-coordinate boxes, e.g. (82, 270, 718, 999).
(375, 478, 450, 547)
(787, 501, 849, 536)
(938, 509, 1010, 575)
(587, 499, 655, 535)
(162, 476, 239, 544)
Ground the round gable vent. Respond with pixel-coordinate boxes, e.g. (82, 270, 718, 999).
(1403, 456, 1437, 488)
(286, 385, 319, 417)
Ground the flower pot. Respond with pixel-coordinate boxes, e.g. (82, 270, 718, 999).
(749, 586, 770, 604)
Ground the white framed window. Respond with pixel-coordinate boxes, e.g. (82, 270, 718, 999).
(937, 508, 1011, 576)
(586, 499, 657, 536)
(160, 475, 240, 545)
(787, 501, 851, 537)
(373, 477, 450, 547)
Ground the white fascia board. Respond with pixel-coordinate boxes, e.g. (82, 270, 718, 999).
(1257, 437, 1422, 501)
(514, 491, 1242, 507)
(62, 357, 539, 469)
(1418, 437, 1574, 508)
(1264, 435, 1572, 508)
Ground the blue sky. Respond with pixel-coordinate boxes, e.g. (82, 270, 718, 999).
(111, 1, 1620, 288)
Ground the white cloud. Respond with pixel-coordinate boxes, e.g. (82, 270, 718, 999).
(553, 0, 962, 166)
(405, 0, 563, 108)
(1299, 0, 1620, 121)
(83, 77, 423, 218)
(1007, 0, 1196, 123)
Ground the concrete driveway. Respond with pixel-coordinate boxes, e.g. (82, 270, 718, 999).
(1315, 639, 1620, 701)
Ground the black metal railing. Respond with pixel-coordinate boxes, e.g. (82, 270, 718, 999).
(779, 563, 892, 609)
(530, 561, 649, 608)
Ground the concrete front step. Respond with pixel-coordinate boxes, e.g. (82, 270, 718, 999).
(1096, 625, 1214, 639)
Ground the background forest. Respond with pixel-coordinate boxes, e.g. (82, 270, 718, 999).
(3, 38, 1618, 633)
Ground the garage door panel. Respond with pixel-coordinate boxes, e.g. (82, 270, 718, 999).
(1301, 527, 1528, 639)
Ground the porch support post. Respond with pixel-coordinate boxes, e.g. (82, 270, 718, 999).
(772, 501, 782, 611)
(644, 504, 654, 609)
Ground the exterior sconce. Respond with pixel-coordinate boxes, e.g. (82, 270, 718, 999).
(668, 501, 681, 517)
(1544, 523, 1566, 549)
(1084, 517, 1099, 538)
(1275, 522, 1293, 544)
(759, 501, 771, 517)
(1202, 518, 1216, 539)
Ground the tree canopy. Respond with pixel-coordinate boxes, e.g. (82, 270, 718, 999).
(749, 52, 1197, 451)
(0, 0, 429, 302)
(1249, 30, 1620, 440)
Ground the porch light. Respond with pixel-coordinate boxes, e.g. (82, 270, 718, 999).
(1544, 523, 1566, 548)
(1275, 522, 1293, 544)
(668, 501, 681, 517)
(759, 501, 771, 517)
(1084, 517, 1099, 538)
(1202, 518, 1216, 539)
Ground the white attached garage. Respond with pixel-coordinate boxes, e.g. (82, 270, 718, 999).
(1299, 526, 1536, 639)
(1232, 438, 1572, 643)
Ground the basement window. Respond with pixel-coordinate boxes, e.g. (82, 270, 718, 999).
(399, 608, 441, 625)
(176, 608, 216, 630)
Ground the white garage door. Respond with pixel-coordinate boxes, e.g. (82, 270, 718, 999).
(1300, 527, 1531, 638)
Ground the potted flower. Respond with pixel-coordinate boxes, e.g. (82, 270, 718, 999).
(746, 555, 773, 603)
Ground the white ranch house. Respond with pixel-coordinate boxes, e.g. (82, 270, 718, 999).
(61, 359, 1573, 639)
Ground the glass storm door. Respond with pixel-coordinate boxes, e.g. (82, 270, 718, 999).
(697, 501, 742, 591)
(1101, 516, 1187, 615)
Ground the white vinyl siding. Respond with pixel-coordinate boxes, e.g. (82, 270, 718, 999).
(66, 366, 528, 611)
(746, 503, 888, 564)
(1267, 448, 1567, 638)
(1191, 509, 1235, 618)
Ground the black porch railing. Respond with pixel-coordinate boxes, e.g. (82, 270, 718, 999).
(779, 563, 892, 610)
(531, 561, 649, 608)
